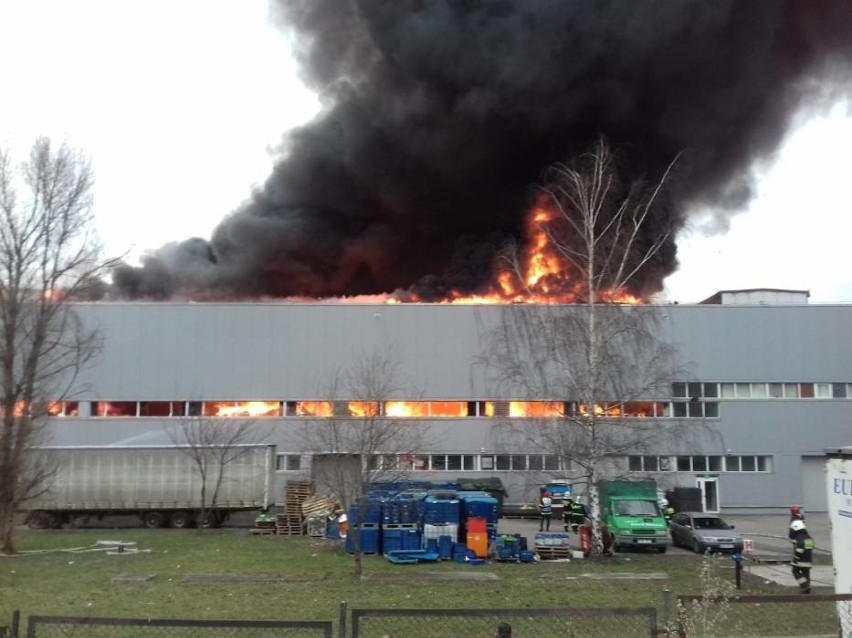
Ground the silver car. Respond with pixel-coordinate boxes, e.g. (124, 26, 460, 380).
(669, 512, 744, 554)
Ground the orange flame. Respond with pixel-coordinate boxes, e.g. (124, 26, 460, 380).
(390, 200, 640, 305)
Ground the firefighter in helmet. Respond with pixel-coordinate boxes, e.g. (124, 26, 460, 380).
(789, 519, 814, 594)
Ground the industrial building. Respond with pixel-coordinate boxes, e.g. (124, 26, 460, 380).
(44, 289, 852, 514)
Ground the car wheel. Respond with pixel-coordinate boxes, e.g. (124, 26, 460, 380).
(692, 538, 704, 554)
(657, 546, 667, 554)
(671, 532, 679, 548)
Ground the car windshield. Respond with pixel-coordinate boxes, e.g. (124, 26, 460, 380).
(614, 500, 659, 516)
(692, 517, 730, 529)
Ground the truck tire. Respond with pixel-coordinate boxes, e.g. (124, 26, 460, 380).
(657, 546, 668, 554)
(26, 511, 58, 530)
(198, 511, 221, 528)
(142, 511, 165, 529)
(169, 511, 192, 529)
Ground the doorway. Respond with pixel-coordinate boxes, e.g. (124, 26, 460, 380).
(696, 477, 720, 512)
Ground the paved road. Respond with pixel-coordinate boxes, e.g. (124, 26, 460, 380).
(497, 513, 832, 556)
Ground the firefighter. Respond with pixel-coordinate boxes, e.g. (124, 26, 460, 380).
(661, 498, 675, 524)
(563, 497, 574, 532)
(569, 498, 587, 534)
(789, 519, 814, 593)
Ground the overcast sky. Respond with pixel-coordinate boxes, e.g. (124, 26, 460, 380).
(2, 1, 851, 304)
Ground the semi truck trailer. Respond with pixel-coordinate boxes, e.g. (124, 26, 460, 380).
(23, 445, 276, 529)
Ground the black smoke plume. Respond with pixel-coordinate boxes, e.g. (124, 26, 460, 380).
(112, 0, 852, 300)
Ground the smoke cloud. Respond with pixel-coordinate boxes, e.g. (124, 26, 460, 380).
(112, 0, 852, 300)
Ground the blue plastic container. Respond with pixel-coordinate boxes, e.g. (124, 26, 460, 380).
(425, 537, 439, 554)
(401, 527, 422, 550)
(346, 526, 380, 554)
(519, 550, 536, 563)
(423, 494, 461, 525)
(382, 529, 403, 553)
(438, 535, 454, 559)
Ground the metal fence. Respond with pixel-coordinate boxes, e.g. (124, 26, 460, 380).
(351, 607, 658, 637)
(23, 616, 334, 638)
(674, 593, 852, 637)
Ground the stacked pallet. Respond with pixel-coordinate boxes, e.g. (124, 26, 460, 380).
(276, 480, 315, 536)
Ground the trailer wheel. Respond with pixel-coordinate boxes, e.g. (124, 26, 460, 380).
(198, 511, 221, 529)
(168, 511, 192, 529)
(26, 511, 58, 530)
(142, 511, 165, 529)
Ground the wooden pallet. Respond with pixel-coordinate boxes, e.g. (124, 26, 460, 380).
(535, 546, 571, 560)
(249, 527, 277, 536)
(276, 514, 305, 536)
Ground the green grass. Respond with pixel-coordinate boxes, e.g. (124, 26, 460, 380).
(0, 529, 836, 631)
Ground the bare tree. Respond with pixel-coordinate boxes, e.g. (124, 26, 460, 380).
(301, 348, 426, 577)
(0, 138, 117, 554)
(482, 139, 694, 555)
(165, 416, 262, 531)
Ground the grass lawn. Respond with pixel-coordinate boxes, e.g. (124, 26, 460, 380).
(0, 528, 838, 634)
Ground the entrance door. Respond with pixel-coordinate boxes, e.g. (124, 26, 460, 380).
(696, 477, 720, 513)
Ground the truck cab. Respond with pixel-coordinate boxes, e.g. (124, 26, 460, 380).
(600, 480, 669, 553)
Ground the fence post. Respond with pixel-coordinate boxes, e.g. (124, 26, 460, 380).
(338, 600, 347, 638)
(661, 589, 671, 636)
(10, 610, 19, 638)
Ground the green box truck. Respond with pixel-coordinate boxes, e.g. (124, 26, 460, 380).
(599, 479, 668, 553)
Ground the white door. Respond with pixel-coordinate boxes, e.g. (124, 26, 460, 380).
(696, 477, 720, 513)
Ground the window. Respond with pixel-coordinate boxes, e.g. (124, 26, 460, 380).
(750, 383, 767, 398)
(688, 382, 702, 399)
(704, 402, 720, 418)
(275, 454, 301, 471)
(93, 401, 137, 417)
(676, 456, 692, 471)
(672, 383, 687, 398)
(529, 455, 544, 471)
(673, 402, 687, 417)
(741, 456, 756, 472)
(735, 383, 751, 398)
(447, 455, 462, 471)
(800, 383, 814, 398)
(385, 401, 429, 417)
(628, 456, 643, 471)
(544, 455, 560, 471)
(429, 402, 467, 417)
(703, 383, 718, 398)
(47, 401, 79, 417)
(495, 455, 511, 470)
(784, 384, 799, 398)
(203, 401, 282, 418)
(687, 402, 703, 418)
(725, 456, 741, 472)
(643, 455, 659, 471)
(139, 401, 177, 417)
(815, 383, 832, 399)
(480, 455, 494, 470)
(431, 455, 447, 471)
(833, 383, 847, 399)
(768, 383, 784, 398)
(720, 383, 735, 398)
(511, 455, 527, 470)
(708, 456, 722, 471)
(692, 456, 707, 472)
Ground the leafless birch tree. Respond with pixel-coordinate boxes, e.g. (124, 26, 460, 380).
(165, 416, 262, 531)
(483, 139, 692, 555)
(301, 348, 426, 577)
(0, 139, 117, 554)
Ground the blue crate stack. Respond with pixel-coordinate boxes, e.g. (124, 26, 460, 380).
(458, 491, 499, 524)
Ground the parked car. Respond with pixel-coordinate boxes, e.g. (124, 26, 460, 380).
(669, 512, 744, 554)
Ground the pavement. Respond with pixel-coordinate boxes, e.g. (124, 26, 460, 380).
(495, 512, 837, 590)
